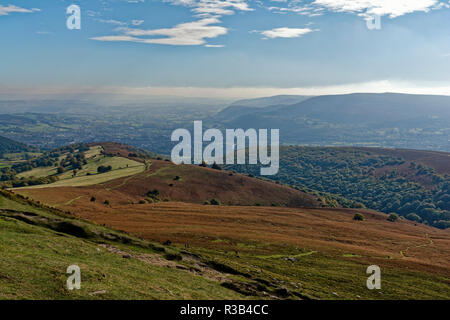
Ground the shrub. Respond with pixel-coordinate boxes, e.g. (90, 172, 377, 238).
(97, 165, 112, 174)
(388, 213, 399, 222)
(90, 196, 96, 202)
(104, 200, 110, 205)
(146, 189, 159, 198)
(353, 213, 364, 221)
(406, 213, 422, 222)
(210, 199, 221, 205)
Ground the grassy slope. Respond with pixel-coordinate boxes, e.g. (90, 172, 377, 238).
(0, 192, 243, 300)
(12, 195, 450, 300)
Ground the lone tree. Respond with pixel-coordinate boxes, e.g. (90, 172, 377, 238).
(388, 213, 399, 222)
(353, 213, 364, 221)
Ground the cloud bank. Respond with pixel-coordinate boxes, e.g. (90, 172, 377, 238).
(269, 0, 447, 19)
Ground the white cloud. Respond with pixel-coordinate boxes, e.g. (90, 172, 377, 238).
(0, 5, 40, 16)
(312, 0, 440, 18)
(258, 27, 315, 39)
(93, 1, 251, 46)
(205, 44, 225, 47)
(92, 17, 227, 46)
(166, 0, 253, 17)
(271, 0, 446, 19)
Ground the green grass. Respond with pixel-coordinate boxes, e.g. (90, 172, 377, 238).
(190, 241, 450, 300)
(84, 146, 103, 159)
(17, 166, 59, 179)
(59, 155, 142, 180)
(2, 190, 449, 300)
(0, 193, 243, 300)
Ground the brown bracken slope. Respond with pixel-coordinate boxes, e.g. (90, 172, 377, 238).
(17, 158, 320, 208)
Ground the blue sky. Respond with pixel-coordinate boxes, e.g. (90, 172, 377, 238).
(1, 0, 450, 98)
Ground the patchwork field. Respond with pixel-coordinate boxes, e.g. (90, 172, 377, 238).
(14, 146, 146, 188)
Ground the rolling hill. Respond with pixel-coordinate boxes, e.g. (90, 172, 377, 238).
(2, 142, 450, 299)
(214, 93, 450, 151)
(13, 143, 320, 208)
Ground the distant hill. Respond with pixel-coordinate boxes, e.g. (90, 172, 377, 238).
(0, 135, 36, 155)
(229, 95, 312, 108)
(213, 93, 450, 152)
(270, 93, 450, 123)
(216, 95, 312, 121)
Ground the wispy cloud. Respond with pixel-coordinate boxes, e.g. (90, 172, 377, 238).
(255, 27, 315, 39)
(97, 19, 128, 26)
(93, 1, 252, 46)
(166, 0, 253, 17)
(92, 17, 227, 46)
(0, 4, 40, 16)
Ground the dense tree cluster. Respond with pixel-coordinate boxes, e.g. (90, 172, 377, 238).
(226, 147, 450, 229)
